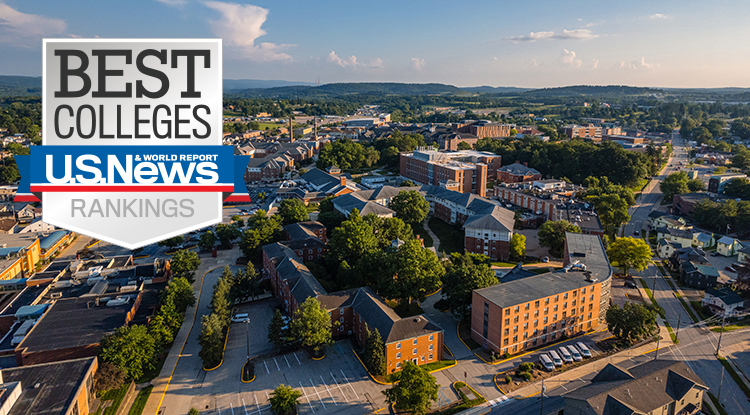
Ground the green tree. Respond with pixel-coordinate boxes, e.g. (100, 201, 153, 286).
(687, 179, 705, 192)
(278, 198, 309, 225)
(0, 165, 20, 184)
(457, 141, 472, 150)
(383, 361, 439, 415)
(441, 252, 497, 318)
(538, 220, 581, 257)
(94, 362, 126, 393)
(317, 196, 346, 231)
(240, 210, 283, 260)
(606, 302, 661, 343)
(400, 179, 416, 187)
(269, 384, 302, 415)
(660, 172, 690, 201)
(390, 190, 430, 225)
(379, 239, 444, 304)
(170, 249, 201, 283)
(231, 263, 261, 302)
(162, 277, 196, 313)
(198, 313, 225, 369)
(268, 309, 293, 350)
(509, 233, 526, 261)
(231, 215, 245, 228)
(210, 266, 234, 324)
(589, 193, 631, 231)
(363, 215, 414, 248)
(607, 237, 652, 276)
(198, 231, 217, 252)
(364, 329, 386, 376)
(100, 325, 157, 381)
(291, 297, 333, 352)
(215, 224, 242, 248)
(327, 209, 379, 265)
(158, 235, 184, 249)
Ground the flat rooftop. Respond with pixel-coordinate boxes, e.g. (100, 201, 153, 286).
(476, 233, 612, 308)
(1, 357, 95, 415)
(16, 293, 138, 354)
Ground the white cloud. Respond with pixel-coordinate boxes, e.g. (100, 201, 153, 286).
(327, 51, 383, 69)
(155, 0, 187, 6)
(505, 28, 597, 42)
(0, 1, 66, 45)
(648, 13, 669, 20)
(203, 1, 293, 61)
(592, 59, 599, 69)
(617, 57, 660, 70)
(411, 57, 425, 71)
(560, 49, 582, 68)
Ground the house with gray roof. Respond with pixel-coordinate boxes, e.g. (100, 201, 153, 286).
(563, 360, 707, 415)
(702, 287, 747, 319)
(680, 261, 720, 289)
(496, 162, 542, 183)
(656, 226, 695, 248)
(717, 236, 743, 257)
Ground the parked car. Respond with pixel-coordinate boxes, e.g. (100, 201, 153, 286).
(548, 350, 563, 366)
(539, 354, 555, 371)
(725, 266, 736, 273)
(567, 345, 582, 362)
(576, 342, 592, 358)
(558, 347, 573, 364)
(624, 281, 637, 288)
(231, 313, 249, 323)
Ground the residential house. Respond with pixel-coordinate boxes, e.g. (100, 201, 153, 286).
(657, 238, 681, 259)
(738, 245, 750, 264)
(496, 162, 542, 184)
(563, 360, 707, 415)
(702, 287, 747, 319)
(0, 219, 18, 234)
(656, 226, 694, 248)
(680, 261, 720, 289)
(717, 236, 743, 257)
(668, 247, 709, 272)
(692, 232, 715, 249)
(650, 215, 688, 231)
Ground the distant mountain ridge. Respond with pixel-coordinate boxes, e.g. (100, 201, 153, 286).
(234, 82, 467, 97)
(223, 79, 315, 90)
(0, 75, 42, 96)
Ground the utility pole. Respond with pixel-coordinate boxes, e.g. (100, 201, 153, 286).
(716, 313, 726, 355)
(654, 335, 661, 360)
(539, 376, 544, 415)
(675, 314, 681, 342)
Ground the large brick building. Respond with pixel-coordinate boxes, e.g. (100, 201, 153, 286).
(400, 149, 501, 197)
(563, 124, 602, 140)
(454, 121, 514, 139)
(470, 233, 612, 355)
(262, 242, 444, 372)
(496, 162, 542, 183)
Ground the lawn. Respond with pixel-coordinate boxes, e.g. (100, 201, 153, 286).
(491, 261, 517, 267)
(707, 392, 728, 415)
(431, 382, 486, 415)
(127, 386, 153, 415)
(412, 221, 434, 247)
(428, 217, 465, 255)
(94, 384, 130, 415)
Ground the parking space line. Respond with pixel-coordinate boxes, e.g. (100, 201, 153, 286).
(294, 352, 301, 365)
(340, 370, 359, 399)
(310, 379, 326, 409)
(320, 375, 338, 406)
(284, 355, 291, 368)
(264, 360, 269, 374)
(299, 382, 315, 413)
(330, 373, 348, 402)
(230, 402, 235, 415)
(265, 391, 269, 400)
(274, 357, 280, 371)
(253, 395, 261, 415)
(242, 398, 248, 415)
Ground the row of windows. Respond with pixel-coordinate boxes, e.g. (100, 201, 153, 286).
(396, 344, 435, 359)
(499, 320, 595, 353)
(502, 291, 595, 316)
(395, 353, 434, 368)
(396, 335, 435, 349)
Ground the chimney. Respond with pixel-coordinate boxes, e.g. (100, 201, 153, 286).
(515, 160, 520, 164)
(523, 162, 528, 167)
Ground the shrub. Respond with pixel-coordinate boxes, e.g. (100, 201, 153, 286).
(519, 362, 534, 372)
(520, 372, 533, 381)
(504, 375, 512, 384)
(189, 408, 200, 415)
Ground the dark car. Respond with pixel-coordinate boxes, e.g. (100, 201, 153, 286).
(624, 281, 637, 288)
(725, 266, 737, 273)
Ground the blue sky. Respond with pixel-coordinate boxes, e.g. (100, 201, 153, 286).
(1, 0, 749, 88)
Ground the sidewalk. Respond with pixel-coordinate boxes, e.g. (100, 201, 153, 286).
(423, 217, 440, 251)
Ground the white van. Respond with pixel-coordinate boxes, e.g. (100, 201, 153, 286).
(567, 345, 582, 362)
(539, 354, 555, 371)
(231, 313, 249, 323)
(558, 347, 573, 364)
(548, 350, 563, 366)
(576, 342, 592, 358)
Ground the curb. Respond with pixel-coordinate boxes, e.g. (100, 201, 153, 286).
(151, 265, 225, 415)
(203, 325, 230, 371)
(350, 347, 392, 385)
(241, 360, 256, 383)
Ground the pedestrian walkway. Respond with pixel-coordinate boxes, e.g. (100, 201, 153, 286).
(423, 217, 440, 251)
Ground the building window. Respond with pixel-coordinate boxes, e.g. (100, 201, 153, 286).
(554, 295, 559, 302)
(514, 306, 519, 312)
(514, 316, 519, 323)
(429, 354, 434, 360)
(563, 302, 567, 309)
(534, 320, 538, 327)
(543, 317, 548, 324)
(512, 335, 518, 342)
(397, 362, 402, 369)
(553, 305, 558, 312)
(397, 352, 401, 359)
(413, 348, 417, 355)
(429, 334, 434, 341)
(534, 310, 539, 318)
(525, 303, 530, 310)
(504, 339, 509, 345)
(523, 323, 528, 329)
(413, 339, 418, 345)
(564, 293, 568, 300)
(572, 300, 576, 307)
(421, 356, 425, 362)
(573, 291, 577, 297)
(545, 298, 549, 305)
(582, 287, 586, 294)
(429, 344, 434, 351)
(534, 300, 540, 308)
(512, 345, 517, 352)
(504, 328, 509, 335)
(504, 318, 510, 325)
(505, 309, 510, 316)
(397, 343, 401, 349)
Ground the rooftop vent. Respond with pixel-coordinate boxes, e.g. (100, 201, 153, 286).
(414, 317, 422, 323)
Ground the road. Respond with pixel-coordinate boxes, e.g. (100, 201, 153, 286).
(626, 134, 750, 415)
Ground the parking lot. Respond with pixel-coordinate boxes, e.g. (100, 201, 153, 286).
(610, 276, 642, 308)
(199, 298, 388, 415)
